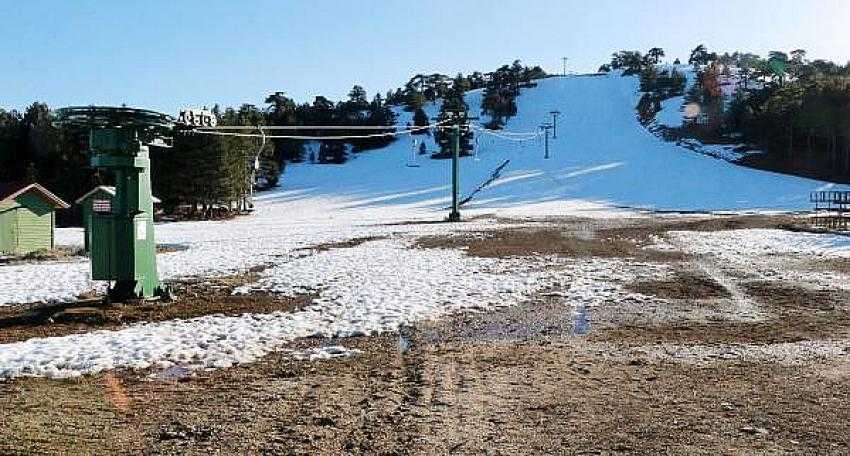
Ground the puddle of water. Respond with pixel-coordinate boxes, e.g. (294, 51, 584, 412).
(482, 322, 534, 339)
(571, 305, 591, 336)
(397, 334, 412, 354)
(150, 365, 191, 381)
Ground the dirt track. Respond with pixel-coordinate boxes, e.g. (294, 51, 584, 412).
(2, 214, 850, 455)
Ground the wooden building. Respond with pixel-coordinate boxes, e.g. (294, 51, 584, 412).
(0, 182, 70, 255)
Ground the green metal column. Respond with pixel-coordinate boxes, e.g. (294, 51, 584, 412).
(449, 123, 461, 222)
(88, 131, 163, 300)
(56, 106, 173, 302)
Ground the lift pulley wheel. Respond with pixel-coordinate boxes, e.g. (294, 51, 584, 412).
(55, 106, 175, 146)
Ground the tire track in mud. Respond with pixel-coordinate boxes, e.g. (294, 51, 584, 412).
(667, 235, 766, 322)
(336, 331, 430, 455)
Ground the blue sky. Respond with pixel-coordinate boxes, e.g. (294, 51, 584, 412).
(1, 0, 848, 114)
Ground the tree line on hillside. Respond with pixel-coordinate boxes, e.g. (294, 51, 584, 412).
(395, 60, 546, 156)
(684, 46, 850, 182)
(599, 47, 670, 75)
(0, 60, 547, 221)
(605, 43, 850, 183)
(264, 85, 397, 165)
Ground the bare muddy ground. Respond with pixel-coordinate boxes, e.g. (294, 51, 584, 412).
(2, 213, 849, 455)
(0, 274, 312, 344)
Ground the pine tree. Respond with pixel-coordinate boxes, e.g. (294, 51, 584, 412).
(412, 107, 430, 135)
(433, 86, 473, 159)
(0, 109, 27, 181)
(346, 85, 369, 111)
(318, 142, 347, 164)
(610, 51, 645, 75)
(688, 44, 713, 67)
(265, 91, 304, 163)
(647, 47, 665, 65)
(355, 94, 396, 151)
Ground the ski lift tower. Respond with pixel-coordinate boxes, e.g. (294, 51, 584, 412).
(55, 106, 176, 302)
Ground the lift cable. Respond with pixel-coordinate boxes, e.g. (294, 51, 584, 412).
(199, 124, 431, 130)
(190, 123, 439, 140)
(470, 124, 542, 137)
(471, 125, 543, 142)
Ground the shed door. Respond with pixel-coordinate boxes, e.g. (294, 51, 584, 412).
(15, 207, 51, 253)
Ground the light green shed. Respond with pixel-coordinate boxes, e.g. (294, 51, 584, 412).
(0, 183, 70, 255)
(75, 186, 161, 253)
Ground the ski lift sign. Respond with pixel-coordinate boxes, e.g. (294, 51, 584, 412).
(92, 199, 111, 214)
(177, 109, 217, 128)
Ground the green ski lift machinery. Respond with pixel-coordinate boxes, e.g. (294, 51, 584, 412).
(55, 106, 179, 301)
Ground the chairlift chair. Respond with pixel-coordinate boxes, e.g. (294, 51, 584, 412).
(406, 138, 421, 167)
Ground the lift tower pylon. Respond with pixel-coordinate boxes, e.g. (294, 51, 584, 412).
(56, 106, 175, 302)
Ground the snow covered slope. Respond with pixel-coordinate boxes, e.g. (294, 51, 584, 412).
(282, 73, 845, 213)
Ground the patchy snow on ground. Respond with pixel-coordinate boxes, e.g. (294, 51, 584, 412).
(289, 345, 362, 362)
(667, 228, 850, 293)
(233, 238, 561, 336)
(670, 228, 850, 260)
(558, 258, 671, 309)
(2, 208, 501, 305)
(0, 238, 564, 380)
(0, 262, 103, 304)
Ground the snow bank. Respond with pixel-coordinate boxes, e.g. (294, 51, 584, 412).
(668, 228, 850, 290)
(0, 262, 103, 304)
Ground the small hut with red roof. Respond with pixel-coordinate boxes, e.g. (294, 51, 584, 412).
(0, 182, 70, 255)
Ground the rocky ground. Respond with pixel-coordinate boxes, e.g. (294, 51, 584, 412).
(1, 214, 849, 455)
